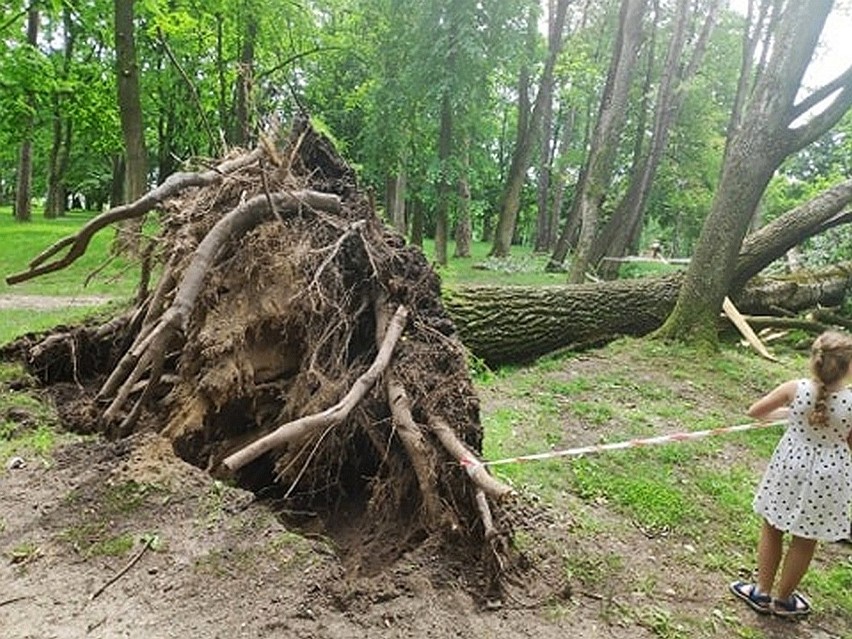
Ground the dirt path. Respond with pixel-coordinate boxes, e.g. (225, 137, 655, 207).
(0, 294, 113, 311)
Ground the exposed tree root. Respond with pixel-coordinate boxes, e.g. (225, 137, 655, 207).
(222, 304, 409, 472)
(5, 117, 522, 599)
(6, 149, 265, 285)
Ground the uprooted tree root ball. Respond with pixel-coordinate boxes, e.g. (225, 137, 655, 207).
(3, 117, 523, 601)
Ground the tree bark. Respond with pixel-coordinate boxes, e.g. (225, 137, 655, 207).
(489, 0, 569, 258)
(445, 263, 852, 367)
(44, 5, 76, 219)
(434, 92, 453, 266)
(114, 0, 149, 250)
(233, 11, 258, 146)
(657, 0, 852, 347)
(386, 171, 407, 234)
(13, 6, 39, 223)
(591, 0, 721, 278)
(533, 0, 560, 253)
(563, 0, 648, 282)
(454, 141, 472, 258)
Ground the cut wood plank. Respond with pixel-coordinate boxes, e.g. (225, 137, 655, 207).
(722, 296, 778, 362)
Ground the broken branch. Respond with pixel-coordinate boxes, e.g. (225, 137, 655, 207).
(89, 535, 155, 601)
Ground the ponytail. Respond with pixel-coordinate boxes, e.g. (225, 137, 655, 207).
(808, 331, 852, 428)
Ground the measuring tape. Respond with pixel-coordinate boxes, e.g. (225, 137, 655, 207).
(477, 419, 785, 468)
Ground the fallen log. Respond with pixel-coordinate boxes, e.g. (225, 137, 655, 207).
(445, 263, 852, 366)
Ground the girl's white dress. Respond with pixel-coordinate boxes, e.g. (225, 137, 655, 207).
(753, 379, 852, 541)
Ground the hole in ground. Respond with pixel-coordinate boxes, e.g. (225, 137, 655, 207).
(232, 425, 426, 577)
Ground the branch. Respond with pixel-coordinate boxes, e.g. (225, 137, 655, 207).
(721, 296, 777, 362)
(734, 178, 852, 287)
(156, 27, 223, 155)
(812, 308, 852, 331)
(789, 64, 852, 120)
(222, 305, 409, 472)
(785, 75, 852, 155)
(5, 148, 265, 285)
(727, 315, 829, 334)
(256, 46, 343, 81)
(90, 536, 155, 601)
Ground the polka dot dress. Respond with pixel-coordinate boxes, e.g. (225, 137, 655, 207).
(753, 379, 852, 541)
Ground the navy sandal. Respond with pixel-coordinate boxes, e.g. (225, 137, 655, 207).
(730, 581, 772, 614)
(773, 592, 811, 618)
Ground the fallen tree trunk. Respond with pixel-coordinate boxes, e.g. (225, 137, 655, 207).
(445, 262, 852, 366)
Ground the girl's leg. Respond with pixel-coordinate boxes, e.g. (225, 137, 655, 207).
(757, 520, 783, 594)
(776, 535, 818, 599)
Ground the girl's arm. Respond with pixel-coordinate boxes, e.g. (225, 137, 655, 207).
(748, 380, 797, 420)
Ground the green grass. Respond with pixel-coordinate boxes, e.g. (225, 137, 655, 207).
(0, 361, 70, 462)
(419, 238, 683, 288)
(0, 207, 143, 298)
(480, 337, 809, 537)
(0, 207, 143, 344)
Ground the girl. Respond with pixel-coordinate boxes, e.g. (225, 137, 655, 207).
(730, 330, 852, 617)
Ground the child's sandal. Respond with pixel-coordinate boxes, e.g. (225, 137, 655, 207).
(729, 581, 772, 614)
(772, 592, 811, 618)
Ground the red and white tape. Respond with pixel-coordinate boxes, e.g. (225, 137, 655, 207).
(480, 419, 785, 468)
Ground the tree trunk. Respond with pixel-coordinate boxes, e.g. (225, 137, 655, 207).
(489, 0, 569, 258)
(591, 0, 720, 279)
(590, 5, 658, 278)
(534, 0, 559, 253)
(445, 263, 852, 367)
(724, 0, 774, 162)
(114, 0, 149, 250)
(547, 13, 615, 270)
(13, 6, 39, 223)
(386, 171, 407, 234)
(410, 197, 424, 248)
(657, 0, 852, 348)
(566, 0, 648, 283)
(434, 92, 453, 266)
(233, 12, 257, 146)
(44, 103, 70, 219)
(44, 5, 76, 219)
(110, 154, 126, 209)
(545, 106, 576, 253)
(454, 139, 472, 258)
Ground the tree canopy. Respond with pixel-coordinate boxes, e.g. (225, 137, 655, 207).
(2, 0, 851, 346)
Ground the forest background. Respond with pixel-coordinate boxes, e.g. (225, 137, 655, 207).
(2, 0, 851, 302)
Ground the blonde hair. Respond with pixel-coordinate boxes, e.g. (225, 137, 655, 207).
(809, 330, 852, 427)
